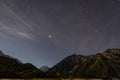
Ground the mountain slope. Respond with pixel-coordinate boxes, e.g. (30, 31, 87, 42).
(48, 48, 120, 78)
(50, 54, 84, 72)
(0, 51, 45, 78)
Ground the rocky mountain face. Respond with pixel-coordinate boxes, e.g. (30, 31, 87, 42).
(48, 48, 120, 78)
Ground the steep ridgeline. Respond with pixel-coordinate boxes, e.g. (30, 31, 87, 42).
(48, 48, 120, 78)
(0, 51, 45, 78)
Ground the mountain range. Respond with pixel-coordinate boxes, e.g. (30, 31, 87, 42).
(0, 48, 120, 79)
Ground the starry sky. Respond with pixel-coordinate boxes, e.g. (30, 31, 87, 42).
(0, 0, 120, 67)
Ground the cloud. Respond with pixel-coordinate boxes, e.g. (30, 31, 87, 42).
(17, 32, 34, 40)
(0, 21, 34, 40)
(0, 2, 34, 40)
(1, 2, 32, 30)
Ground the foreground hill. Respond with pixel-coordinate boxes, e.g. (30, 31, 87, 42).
(0, 51, 45, 78)
(48, 48, 120, 78)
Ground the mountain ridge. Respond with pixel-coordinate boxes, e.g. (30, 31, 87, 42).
(48, 48, 120, 78)
(0, 51, 45, 78)
(0, 48, 120, 78)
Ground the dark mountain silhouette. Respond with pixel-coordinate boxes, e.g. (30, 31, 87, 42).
(48, 48, 120, 79)
(0, 51, 45, 78)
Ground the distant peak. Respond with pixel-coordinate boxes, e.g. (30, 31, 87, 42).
(40, 65, 50, 72)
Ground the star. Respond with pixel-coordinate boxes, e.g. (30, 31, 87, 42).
(48, 35, 52, 38)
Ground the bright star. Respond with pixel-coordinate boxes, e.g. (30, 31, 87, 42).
(49, 35, 52, 38)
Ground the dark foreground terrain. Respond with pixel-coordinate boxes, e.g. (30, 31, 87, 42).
(0, 79, 108, 80)
(0, 78, 120, 80)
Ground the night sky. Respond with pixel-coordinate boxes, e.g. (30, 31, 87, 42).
(0, 0, 120, 67)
